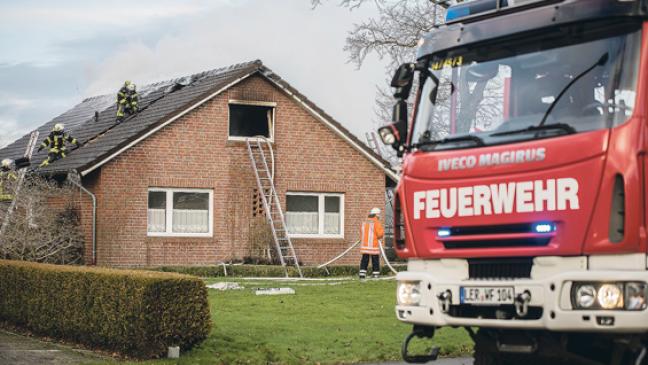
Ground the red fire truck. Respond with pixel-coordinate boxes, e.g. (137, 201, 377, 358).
(378, 0, 648, 364)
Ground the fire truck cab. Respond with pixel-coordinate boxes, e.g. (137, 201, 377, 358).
(378, 0, 648, 364)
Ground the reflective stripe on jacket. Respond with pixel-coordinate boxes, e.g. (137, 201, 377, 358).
(360, 216, 384, 255)
(40, 131, 77, 153)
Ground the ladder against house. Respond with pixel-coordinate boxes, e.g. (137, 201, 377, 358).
(245, 138, 303, 278)
(0, 130, 40, 237)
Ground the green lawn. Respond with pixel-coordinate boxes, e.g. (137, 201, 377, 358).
(118, 278, 472, 365)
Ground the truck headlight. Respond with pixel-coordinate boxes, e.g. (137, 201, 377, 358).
(625, 282, 647, 311)
(575, 285, 596, 308)
(397, 281, 421, 306)
(597, 284, 623, 309)
(572, 282, 644, 310)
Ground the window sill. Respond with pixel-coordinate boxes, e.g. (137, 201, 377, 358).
(147, 232, 213, 238)
(227, 136, 274, 143)
(288, 234, 345, 240)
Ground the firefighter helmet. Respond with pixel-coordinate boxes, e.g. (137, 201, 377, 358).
(1, 159, 12, 169)
(53, 123, 64, 132)
(370, 207, 381, 216)
(127, 82, 136, 92)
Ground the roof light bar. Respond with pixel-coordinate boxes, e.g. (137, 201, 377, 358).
(445, 0, 550, 22)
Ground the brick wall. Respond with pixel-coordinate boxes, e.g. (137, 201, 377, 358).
(85, 75, 386, 267)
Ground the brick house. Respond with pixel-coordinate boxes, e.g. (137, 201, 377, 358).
(0, 60, 397, 267)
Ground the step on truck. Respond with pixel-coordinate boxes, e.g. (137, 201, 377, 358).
(377, 0, 648, 364)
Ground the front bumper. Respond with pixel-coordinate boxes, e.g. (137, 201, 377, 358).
(396, 255, 648, 333)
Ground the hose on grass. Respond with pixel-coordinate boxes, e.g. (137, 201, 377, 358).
(317, 239, 398, 275)
(316, 240, 361, 269)
(379, 240, 398, 275)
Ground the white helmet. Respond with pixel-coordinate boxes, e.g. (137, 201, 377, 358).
(127, 82, 136, 92)
(1, 159, 12, 169)
(53, 123, 64, 132)
(370, 207, 381, 216)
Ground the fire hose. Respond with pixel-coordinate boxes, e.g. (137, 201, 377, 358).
(317, 240, 398, 275)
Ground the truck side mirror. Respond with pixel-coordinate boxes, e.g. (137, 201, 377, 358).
(391, 63, 416, 99)
(378, 100, 409, 156)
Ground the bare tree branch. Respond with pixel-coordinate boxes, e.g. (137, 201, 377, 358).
(0, 175, 84, 264)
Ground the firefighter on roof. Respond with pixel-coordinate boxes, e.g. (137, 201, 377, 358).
(116, 80, 139, 123)
(0, 159, 18, 202)
(38, 123, 78, 168)
(359, 207, 385, 279)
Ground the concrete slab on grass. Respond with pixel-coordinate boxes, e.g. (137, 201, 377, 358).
(0, 329, 109, 365)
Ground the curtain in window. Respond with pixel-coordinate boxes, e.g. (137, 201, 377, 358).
(286, 212, 319, 234)
(172, 209, 209, 233)
(173, 192, 209, 233)
(148, 209, 166, 232)
(324, 213, 340, 234)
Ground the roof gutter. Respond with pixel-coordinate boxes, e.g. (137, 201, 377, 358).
(80, 71, 256, 177)
(69, 171, 97, 265)
(262, 75, 400, 182)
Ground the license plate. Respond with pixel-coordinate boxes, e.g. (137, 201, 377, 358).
(460, 286, 515, 305)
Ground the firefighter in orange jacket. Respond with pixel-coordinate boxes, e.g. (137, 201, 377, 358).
(359, 207, 384, 279)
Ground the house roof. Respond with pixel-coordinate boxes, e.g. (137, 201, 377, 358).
(0, 60, 398, 181)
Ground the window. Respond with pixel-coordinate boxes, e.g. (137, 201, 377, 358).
(228, 101, 275, 140)
(286, 193, 344, 238)
(147, 188, 213, 237)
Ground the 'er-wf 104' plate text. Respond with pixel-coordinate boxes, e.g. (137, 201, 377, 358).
(461, 286, 515, 305)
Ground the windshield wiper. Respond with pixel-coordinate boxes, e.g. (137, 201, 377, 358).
(415, 134, 485, 149)
(490, 123, 576, 137)
(537, 52, 609, 127)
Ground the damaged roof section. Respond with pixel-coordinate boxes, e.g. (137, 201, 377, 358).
(0, 60, 397, 181)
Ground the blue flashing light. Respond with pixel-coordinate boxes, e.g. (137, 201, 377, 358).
(445, 6, 471, 21)
(438, 228, 452, 237)
(445, 0, 518, 22)
(533, 222, 555, 234)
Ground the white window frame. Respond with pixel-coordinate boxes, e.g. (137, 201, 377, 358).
(147, 188, 214, 237)
(227, 100, 276, 142)
(286, 192, 344, 239)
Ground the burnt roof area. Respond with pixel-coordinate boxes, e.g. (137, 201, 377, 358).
(0, 60, 393, 179)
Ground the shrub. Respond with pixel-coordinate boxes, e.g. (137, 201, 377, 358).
(0, 260, 210, 358)
(153, 264, 406, 278)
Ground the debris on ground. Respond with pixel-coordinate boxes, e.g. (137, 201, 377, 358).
(206, 282, 244, 291)
(255, 288, 295, 296)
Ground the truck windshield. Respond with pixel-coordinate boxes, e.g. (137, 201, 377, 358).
(412, 26, 641, 150)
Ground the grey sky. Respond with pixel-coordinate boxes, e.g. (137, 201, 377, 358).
(0, 0, 389, 148)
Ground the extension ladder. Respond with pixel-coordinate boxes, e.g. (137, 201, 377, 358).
(0, 130, 40, 238)
(246, 138, 303, 278)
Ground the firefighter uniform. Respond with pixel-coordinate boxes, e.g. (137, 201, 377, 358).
(0, 161, 17, 202)
(116, 81, 139, 122)
(360, 208, 385, 279)
(38, 124, 78, 168)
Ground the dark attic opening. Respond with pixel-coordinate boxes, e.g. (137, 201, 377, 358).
(228, 103, 274, 139)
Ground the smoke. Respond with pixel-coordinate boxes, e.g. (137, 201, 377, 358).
(83, 0, 387, 138)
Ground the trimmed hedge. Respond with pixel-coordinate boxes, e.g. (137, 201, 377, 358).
(0, 260, 210, 358)
(153, 264, 406, 278)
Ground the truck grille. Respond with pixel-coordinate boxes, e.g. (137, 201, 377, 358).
(443, 237, 550, 249)
(447, 223, 535, 235)
(468, 257, 533, 280)
(439, 223, 553, 249)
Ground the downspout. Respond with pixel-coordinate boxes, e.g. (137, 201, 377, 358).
(69, 171, 97, 265)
